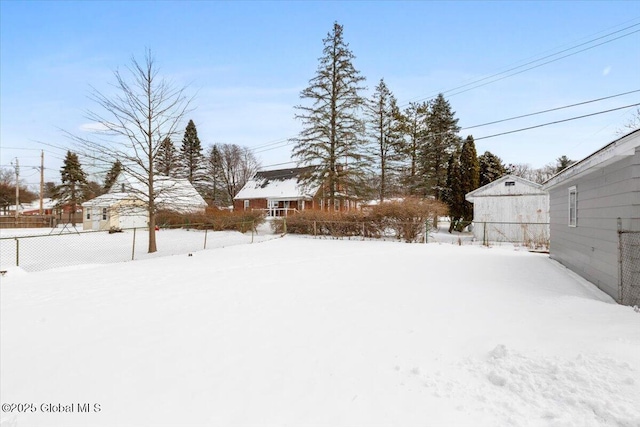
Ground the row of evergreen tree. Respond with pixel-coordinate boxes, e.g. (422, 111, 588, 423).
(290, 22, 576, 227)
(288, 22, 502, 220)
(153, 119, 259, 207)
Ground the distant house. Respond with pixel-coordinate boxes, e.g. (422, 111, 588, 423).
(20, 198, 56, 215)
(233, 166, 358, 216)
(82, 173, 207, 231)
(465, 174, 549, 246)
(542, 129, 640, 305)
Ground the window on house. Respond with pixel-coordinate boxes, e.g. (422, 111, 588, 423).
(121, 183, 125, 192)
(568, 186, 577, 227)
(86, 209, 90, 220)
(102, 208, 107, 220)
(243, 200, 249, 210)
(334, 199, 340, 211)
(505, 181, 515, 187)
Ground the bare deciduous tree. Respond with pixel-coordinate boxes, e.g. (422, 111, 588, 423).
(70, 50, 192, 253)
(618, 107, 640, 134)
(210, 143, 260, 205)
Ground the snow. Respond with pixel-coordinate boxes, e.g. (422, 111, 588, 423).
(1, 232, 639, 427)
(233, 168, 318, 200)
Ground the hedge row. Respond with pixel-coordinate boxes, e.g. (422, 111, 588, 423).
(272, 198, 448, 243)
(155, 208, 266, 233)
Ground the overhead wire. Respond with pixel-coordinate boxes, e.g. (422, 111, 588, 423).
(247, 23, 639, 158)
(474, 103, 640, 141)
(400, 23, 640, 105)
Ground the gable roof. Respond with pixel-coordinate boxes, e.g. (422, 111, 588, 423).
(234, 166, 320, 200)
(83, 173, 207, 212)
(466, 174, 545, 202)
(542, 128, 640, 190)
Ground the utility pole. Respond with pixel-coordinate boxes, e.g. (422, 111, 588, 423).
(40, 150, 44, 215)
(13, 158, 20, 219)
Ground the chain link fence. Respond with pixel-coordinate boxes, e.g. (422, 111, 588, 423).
(0, 222, 276, 273)
(271, 217, 434, 243)
(474, 222, 550, 250)
(618, 229, 640, 307)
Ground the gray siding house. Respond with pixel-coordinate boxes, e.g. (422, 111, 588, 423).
(542, 129, 640, 304)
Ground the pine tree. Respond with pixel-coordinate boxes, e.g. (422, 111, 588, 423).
(397, 101, 429, 196)
(421, 93, 461, 200)
(459, 135, 479, 224)
(555, 155, 575, 173)
(155, 137, 179, 177)
(180, 120, 206, 189)
(445, 151, 463, 232)
(206, 144, 225, 206)
(55, 151, 89, 226)
(103, 160, 122, 192)
(291, 22, 367, 210)
(366, 78, 403, 203)
(478, 151, 506, 187)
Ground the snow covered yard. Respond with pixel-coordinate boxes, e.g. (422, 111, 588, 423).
(1, 236, 639, 427)
(0, 225, 279, 272)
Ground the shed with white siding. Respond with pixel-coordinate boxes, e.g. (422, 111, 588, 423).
(465, 175, 549, 246)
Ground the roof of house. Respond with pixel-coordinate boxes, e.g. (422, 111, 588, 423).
(466, 174, 545, 202)
(542, 128, 640, 190)
(234, 166, 321, 200)
(20, 198, 56, 212)
(82, 173, 207, 212)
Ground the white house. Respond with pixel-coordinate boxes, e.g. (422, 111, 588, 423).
(82, 173, 207, 231)
(465, 174, 549, 246)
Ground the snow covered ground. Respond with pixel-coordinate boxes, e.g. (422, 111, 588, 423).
(1, 234, 639, 427)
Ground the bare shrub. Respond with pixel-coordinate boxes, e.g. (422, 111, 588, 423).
(155, 208, 265, 233)
(273, 197, 448, 242)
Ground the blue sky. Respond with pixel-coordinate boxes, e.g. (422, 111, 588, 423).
(1, 1, 639, 186)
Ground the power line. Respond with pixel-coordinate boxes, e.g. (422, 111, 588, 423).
(444, 29, 640, 100)
(474, 103, 640, 141)
(462, 89, 640, 130)
(244, 20, 640, 154)
(400, 22, 640, 106)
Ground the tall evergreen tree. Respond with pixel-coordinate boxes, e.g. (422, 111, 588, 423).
(459, 135, 480, 224)
(103, 160, 122, 192)
(445, 151, 463, 232)
(291, 22, 367, 210)
(366, 78, 403, 203)
(397, 101, 429, 196)
(478, 151, 506, 187)
(206, 144, 224, 206)
(555, 155, 575, 173)
(421, 93, 460, 200)
(54, 151, 89, 225)
(180, 119, 206, 189)
(155, 137, 179, 177)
